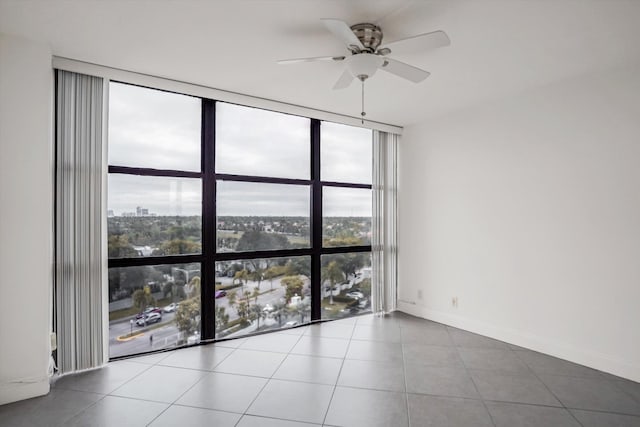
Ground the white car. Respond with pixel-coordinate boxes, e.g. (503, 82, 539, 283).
(346, 291, 364, 300)
(283, 320, 298, 328)
(136, 312, 162, 326)
(163, 303, 178, 313)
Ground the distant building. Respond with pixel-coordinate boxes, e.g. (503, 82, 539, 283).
(107, 209, 114, 217)
(121, 212, 136, 217)
(136, 206, 149, 216)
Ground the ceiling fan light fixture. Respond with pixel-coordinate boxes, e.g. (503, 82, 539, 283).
(345, 53, 384, 80)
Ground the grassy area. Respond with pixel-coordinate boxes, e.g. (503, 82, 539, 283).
(321, 300, 348, 316)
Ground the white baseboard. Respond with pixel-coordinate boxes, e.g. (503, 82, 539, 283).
(0, 380, 50, 405)
(397, 302, 640, 383)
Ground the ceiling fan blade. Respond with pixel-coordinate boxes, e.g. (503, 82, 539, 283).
(382, 30, 450, 55)
(379, 58, 430, 83)
(277, 56, 345, 65)
(321, 18, 364, 50)
(333, 69, 355, 90)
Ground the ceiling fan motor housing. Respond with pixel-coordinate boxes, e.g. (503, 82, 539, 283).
(350, 23, 383, 52)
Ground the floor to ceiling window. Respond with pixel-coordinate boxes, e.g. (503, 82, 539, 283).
(107, 82, 372, 358)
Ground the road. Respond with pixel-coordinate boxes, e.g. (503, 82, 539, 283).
(108, 275, 309, 357)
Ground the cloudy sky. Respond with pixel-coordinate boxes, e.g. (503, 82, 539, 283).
(108, 83, 372, 217)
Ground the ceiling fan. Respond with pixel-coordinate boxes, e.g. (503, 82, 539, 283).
(277, 19, 450, 121)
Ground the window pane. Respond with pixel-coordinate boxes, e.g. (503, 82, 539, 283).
(214, 257, 311, 339)
(321, 253, 372, 320)
(323, 187, 371, 247)
(217, 181, 310, 252)
(108, 174, 202, 258)
(108, 263, 201, 358)
(108, 82, 201, 171)
(321, 122, 372, 184)
(216, 103, 310, 179)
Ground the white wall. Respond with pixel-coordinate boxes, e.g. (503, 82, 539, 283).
(0, 33, 53, 404)
(398, 63, 640, 382)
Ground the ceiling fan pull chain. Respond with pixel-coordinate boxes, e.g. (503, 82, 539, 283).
(361, 79, 366, 124)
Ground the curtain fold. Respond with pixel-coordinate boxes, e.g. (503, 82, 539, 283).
(55, 70, 105, 374)
(372, 130, 399, 315)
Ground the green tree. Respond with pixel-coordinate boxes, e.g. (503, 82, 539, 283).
(175, 298, 200, 337)
(215, 306, 229, 332)
(263, 267, 279, 291)
(108, 234, 138, 258)
(132, 285, 155, 313)
(323, 261, 344, 305)
(152, 239, 201, 256)
(236, 230, 289, 251)
(234, 269, 249, 291)
(280, 275, 304, 303)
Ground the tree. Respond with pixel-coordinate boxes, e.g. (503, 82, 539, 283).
(175, 298, 200, 337)
(108, 234, 138, 258)
(263, 267, 279, 291)
(280, 275, 304, 303)
(236, 230, 289, 251)
(250, 303, 266, 331)
(132, 285, 155, 313)
(323, 261, 344, 305)
(215, 306, 229, 332)
(152, 239, 201, 256)
(234, 269, 249, 292)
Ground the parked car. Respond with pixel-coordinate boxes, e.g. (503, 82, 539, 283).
(136, 312, 162, 326)
(263, 303, 274, 313)
(346, 291, 364, 300)
(163, 303, 179, 313)
(283, 320, 298, 328)
(215, 290, 227, 299)
(136, 306, 162, 320)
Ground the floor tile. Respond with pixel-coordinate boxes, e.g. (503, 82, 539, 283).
(175, 372, 267, 413)
(291, 336, 350, 359)
(66, 395, 168, 427)
(407, 393, 493, 427)
(346, 340, 404, 363)
(540, 374, 640, 415)
(273, 354, 343, 385)
(213, 349, 286, 377)
(404, 364, 479, 399)
(110, 365, 205, 403)
(486, 401, 582, 427)
(470, 369, 561, 406)
(150, 405, 241, 426)
(402, 343, 463, 368)
(304, 322, 354, 339)
(247, 379, 333, 424)
(514, 350, 604, 379)
(122, 351, 171, 365)
(0, 388, 103, 427)
(212, 337, 248, 348)
(351, 324, 403, 343)
(240, 332, 302, 353)
(325, 386, 408, 427)
(616, 379, 640, 403)
(338, 359, 405, 392)
(237, 415, 322, 426)
(448, 329, 510, 349)
(571, 409, 640, 427)
(53, 361, 150, 394)
(458, 347, 530, 374)
(401, 327, 453, 346)
(158, 345, 234, 371)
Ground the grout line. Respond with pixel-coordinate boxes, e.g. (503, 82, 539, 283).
(320, 317, 357, 426)
(400, 321, 411, 427)
(511, 348, 586, 427)
(449, 326, 498, 427)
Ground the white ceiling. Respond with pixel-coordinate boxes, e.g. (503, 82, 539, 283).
(2, 0, 640, 126)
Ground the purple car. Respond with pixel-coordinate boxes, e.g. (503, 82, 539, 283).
(215, 290, 227, 299)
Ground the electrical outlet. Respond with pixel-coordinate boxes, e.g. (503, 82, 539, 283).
(50, 332, 57, 351)
(452, 297, 458, 308)
(417, 290, 423, 300)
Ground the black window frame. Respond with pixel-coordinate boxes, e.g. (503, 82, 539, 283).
(107, 83, 372, 359)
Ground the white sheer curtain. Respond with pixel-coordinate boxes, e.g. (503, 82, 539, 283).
(371, 130, 399, 314)
(55, 70, 106, 374)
